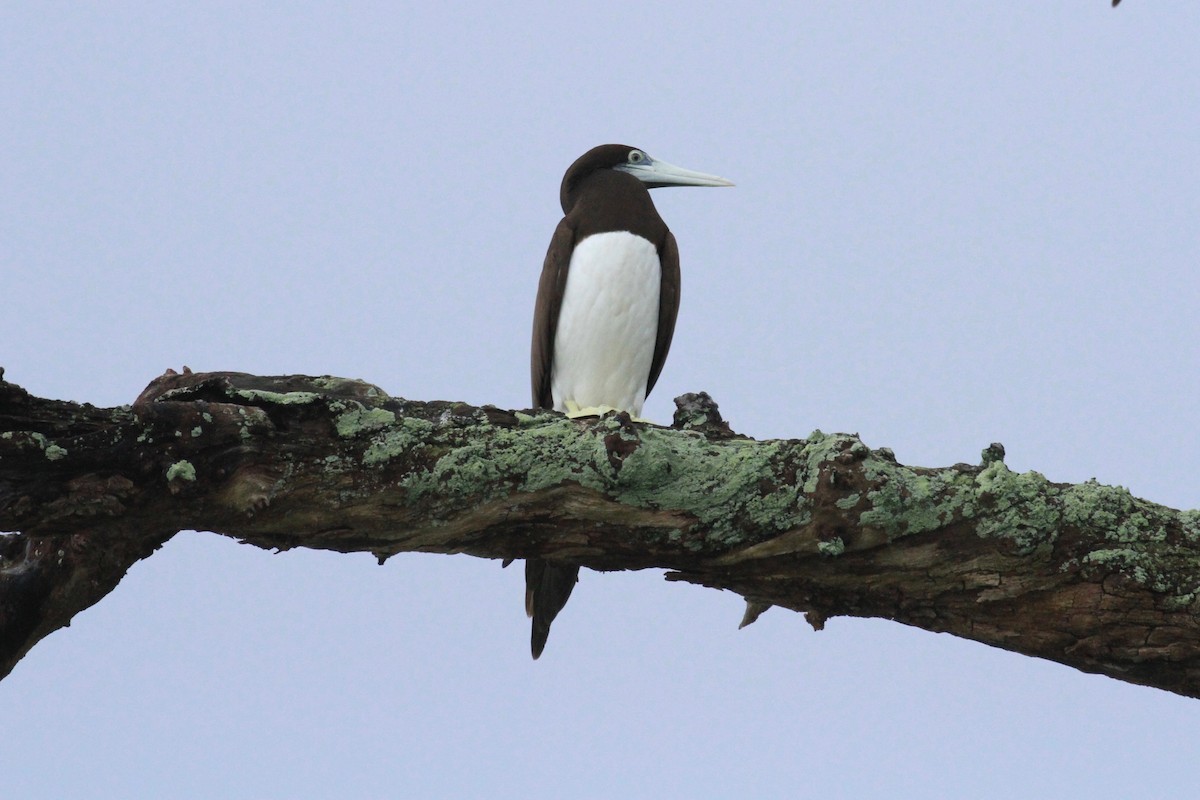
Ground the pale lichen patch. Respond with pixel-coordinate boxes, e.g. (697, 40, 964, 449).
(232, 389, 322, 406)
(514, 411, 540, 426)
(336, 406, 397, 438)
(517, 420, 614, 492)
(1182, 510, 1200, 544)
(971, 461, 1060, 551)
(1, 430, 69, 461)
(383, 415, 607, 514)
(614, 432, 812, 547)
(835, 493, 861, 510)
(1051, 482, 1199, 600)
(309, 376, 389, 398)
(363, 417, 434, 466)
(860, 460, 971, 541)
(818, 537, 845, 556)
(166, 460, 196, 482)
(1062, 480, 1166, 544)
(745, 482, 805, 530)
(800, 430, 832, 493)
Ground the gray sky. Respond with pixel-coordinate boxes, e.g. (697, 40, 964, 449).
(4, 3, 1199, 798)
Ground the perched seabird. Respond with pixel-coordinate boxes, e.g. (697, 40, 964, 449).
(524, 144, 732, 658)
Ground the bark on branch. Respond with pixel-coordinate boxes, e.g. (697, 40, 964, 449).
(2, 368, 1198, 696)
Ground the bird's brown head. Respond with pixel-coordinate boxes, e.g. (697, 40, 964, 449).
(559, 144, 733, 214)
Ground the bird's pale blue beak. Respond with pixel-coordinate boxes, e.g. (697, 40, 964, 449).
(615, 155, 734, 189)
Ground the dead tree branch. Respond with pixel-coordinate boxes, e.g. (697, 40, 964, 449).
(2, 368, 1198, 696)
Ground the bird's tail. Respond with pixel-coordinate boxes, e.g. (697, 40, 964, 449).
(524, 558, 579, 659)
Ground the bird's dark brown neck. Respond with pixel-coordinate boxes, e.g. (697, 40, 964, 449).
(565, 171, 669, 245)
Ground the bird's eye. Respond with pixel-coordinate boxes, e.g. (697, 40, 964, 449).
(627, 150, 646, 164)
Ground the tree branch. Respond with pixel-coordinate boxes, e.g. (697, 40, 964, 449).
(2, 368, 1198, 696)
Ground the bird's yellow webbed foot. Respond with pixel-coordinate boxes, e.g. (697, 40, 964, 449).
(562, 400, 652, 423)
(563, 400, 620, 418)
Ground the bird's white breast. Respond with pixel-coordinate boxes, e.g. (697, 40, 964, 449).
(551, 231, 661, 417)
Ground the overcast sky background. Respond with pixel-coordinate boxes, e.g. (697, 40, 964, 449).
(3, 3, 1199, 798)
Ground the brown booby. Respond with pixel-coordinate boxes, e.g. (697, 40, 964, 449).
(525, 144, 732, 659)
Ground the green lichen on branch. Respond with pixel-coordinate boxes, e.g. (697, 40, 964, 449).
(166, 460, 196, 482)
(334, 406, 397, 438)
